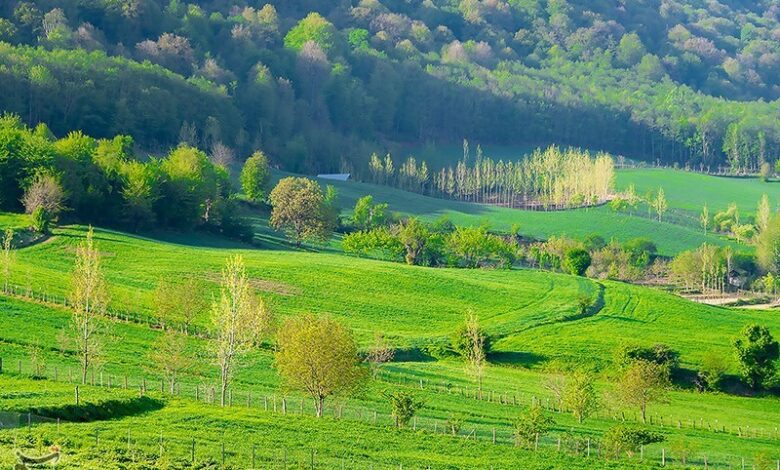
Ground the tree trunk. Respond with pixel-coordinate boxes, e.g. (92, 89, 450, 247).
(220, 367, 228, 407)
(81, 351, 88, 385)
(315, 396, 325, 417)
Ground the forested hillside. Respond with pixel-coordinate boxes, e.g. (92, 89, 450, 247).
(2, 0, 780, 173)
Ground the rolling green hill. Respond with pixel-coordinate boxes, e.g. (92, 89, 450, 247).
(0, 221, 778, 467)
(617, 169, 780, 216)
(301, 171, 735, 256)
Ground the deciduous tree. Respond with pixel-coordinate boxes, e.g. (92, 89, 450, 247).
(269, 177, 331, 246)
(275, 314, 365, 417)
(733, 324, 779, 389)
(211, 255, 272, 406)
(562, 370, 600, 423)
(149, 330, 192, 393)
(240, 151, 271, 203)
(70, 226, 108, 384)
(615, 360, 670, 423)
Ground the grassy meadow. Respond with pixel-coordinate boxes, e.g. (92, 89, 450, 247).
(0, 167, 779, 468)
(0, 214, 778, 467)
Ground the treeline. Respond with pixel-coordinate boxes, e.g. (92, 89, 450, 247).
(0, 115, 249, 236)
(0, 44, 241, 151)
(367, 145, 614, 208)
(2, 1, 780, 174)
(340, 194, 659, 280)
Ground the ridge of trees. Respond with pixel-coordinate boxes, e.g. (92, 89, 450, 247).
(3, 1, 780, 174)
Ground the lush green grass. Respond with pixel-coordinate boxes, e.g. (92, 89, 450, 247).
(1, 377, 663, 470)
(0, 294, 778, 468)
(306, 174, 733, 256)
(1, 220, 779, 467)
(617, 168, 780, 216)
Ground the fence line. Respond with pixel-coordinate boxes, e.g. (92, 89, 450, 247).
(2, 357, 778, 469)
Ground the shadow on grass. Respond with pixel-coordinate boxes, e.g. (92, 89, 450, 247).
(24, 396, 164, 423)
(489, 351, 547, 368)
(673, 369, 780, 397)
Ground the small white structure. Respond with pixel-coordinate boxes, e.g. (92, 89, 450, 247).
(317, 173, 351, 181)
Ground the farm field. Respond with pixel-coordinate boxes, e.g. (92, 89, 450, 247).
(616, 169, 780, 216)
(0, 222, 778, 467)
(300, 172, 734, 256)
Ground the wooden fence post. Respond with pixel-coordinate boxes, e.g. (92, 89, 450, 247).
(75, 385, 79, 405)
(191, 439, 195, 463)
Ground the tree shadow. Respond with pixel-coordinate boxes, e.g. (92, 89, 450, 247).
(24, 396, 165, 423)
(489, 351, 547, 368)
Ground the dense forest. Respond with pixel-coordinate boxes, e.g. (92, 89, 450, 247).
(2, 0, 780, 173)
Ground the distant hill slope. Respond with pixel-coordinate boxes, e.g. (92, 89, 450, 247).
(2, 1, 780, 173)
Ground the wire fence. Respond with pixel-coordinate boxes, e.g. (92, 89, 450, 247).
(2, 357, 779, 469)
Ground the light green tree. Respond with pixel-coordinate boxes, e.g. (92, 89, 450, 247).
(757, 194, 771, 233)
(269, 177, 331, 246)
(275, 314, 365, 417)
(651, 187, 668, 222)
(211, 255, 272, 406)
(70, 227, 108, 384)
(240, 151, 272, 203)
(562, 370, 600, 423)
(700, 204, 710, 235)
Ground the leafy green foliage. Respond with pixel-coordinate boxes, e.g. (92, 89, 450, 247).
(563, 248, 591, 276)
(30, 207, 50, 234)
(602, 425, 664, 459)
(384, 390, 423, 428)
(240, 151, 271, 203)
(451, 319, 491, 359)
(513, 402, 554, 449)
(351, 195, 388, 231)
(284, 13, 337, 52)
(733, 324, 779, 390)
(269, 177, 333, 246)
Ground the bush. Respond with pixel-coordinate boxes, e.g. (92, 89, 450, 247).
(385, 390, 423, 428)
(623, 238, 657, 268)
(698, 350, 728, 391)
(615, 343, 680, 374)
(30, 207, 51, 234)
(513, 402, 554, 448)
(602, 425, 664, 458)
(564, 248, 591, 276)
(451, 321, 491, 358)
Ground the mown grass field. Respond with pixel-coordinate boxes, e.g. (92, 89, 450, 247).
(0, 218, 778, 467)
(616, 168, 780, 216)
(299, 173, 732, 256)
(0, 167, 779, 468)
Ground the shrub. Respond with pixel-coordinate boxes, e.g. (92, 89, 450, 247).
(451, 321, 491, 358)
(698, 350, 728, 391)
(564, 248, 591, 276)
(615, 343, 680, 373)
(30, 207, 51, 234)
(513, 402, 554, 448)
(602, 425, 664, 458)
(385, 390, 423, 428)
